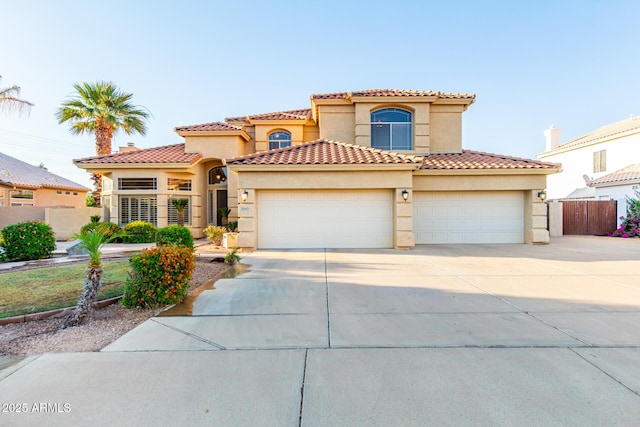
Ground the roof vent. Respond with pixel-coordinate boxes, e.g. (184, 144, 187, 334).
(1, 170, 10, 176)
(119, 143, 141, 153)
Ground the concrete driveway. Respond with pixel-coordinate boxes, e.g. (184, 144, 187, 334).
(2, 236, 640, 426)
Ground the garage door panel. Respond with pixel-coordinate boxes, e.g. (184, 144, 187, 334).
(414, 191, 524, 244)
(258, 190, 393, 249)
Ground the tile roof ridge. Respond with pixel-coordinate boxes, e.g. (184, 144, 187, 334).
(561, 115, 640, 147)
(328, 140, 423, 163)
(174, 121, 243, 131)
(225, 108, 312, 122)
(74, 143, 188, 162)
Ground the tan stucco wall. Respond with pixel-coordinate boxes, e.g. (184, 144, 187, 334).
(524, 190, 550, 243)
(413, 174, 548, 191)
(46, 207, 101, 240)
(184, 135, 249, 159)
(318, 105, 356, 143)
(0, 186, 85, 208)
(429, 105, 464, 153)
(0, 206, 46, 229)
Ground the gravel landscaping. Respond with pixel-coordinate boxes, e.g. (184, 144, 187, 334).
(0, 246, 234, 359)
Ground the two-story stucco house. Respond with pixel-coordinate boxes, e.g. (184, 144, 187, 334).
(74, 89, 558, 249)
(538, 116, 640, 200)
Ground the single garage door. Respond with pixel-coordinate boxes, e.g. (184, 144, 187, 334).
(414, 191, 524, 244)
(258, 190, 393, 248)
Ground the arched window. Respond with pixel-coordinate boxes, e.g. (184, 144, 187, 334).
(208, 166, 227, 185)
(371, 108, 412, 150)
(268, 131, 291, 150)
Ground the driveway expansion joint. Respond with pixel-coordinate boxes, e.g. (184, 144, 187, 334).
(150, 318, 226, 350)
(569, 348, 640, 398)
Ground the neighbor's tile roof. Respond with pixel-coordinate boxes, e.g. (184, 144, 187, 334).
(226, 139, 421, 166)
(311, 89, 476, 100)
(420, 150, 559, 170)
(226, 108, 312, 122)
(74, 144, 202, 165)
(174, 122, 244, 132)
(0, 152, 88, 190)
(590, 164, 640, 186)
(545, 115, 640, 154)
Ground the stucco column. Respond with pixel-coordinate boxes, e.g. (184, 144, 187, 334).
(237, 188, 256, 250)
(394, 188, 415, 249)
(524, 190, 550, 243)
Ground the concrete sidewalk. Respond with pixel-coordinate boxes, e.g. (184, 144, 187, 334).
(1, 236, 640, 426)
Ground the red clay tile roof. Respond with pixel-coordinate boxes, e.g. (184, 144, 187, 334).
(174, 122, 243, 132)
(311, 89, 476, 100)
(590, 164, 640, 186)
(74, 144, 202, 165)
(543, 116, 640, 155)
(226, 139, 421, 166)
(420, 150, 559, 170)
(226, 108, 312, 122)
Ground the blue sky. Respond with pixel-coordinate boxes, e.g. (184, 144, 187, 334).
(1, 0, 639, 188)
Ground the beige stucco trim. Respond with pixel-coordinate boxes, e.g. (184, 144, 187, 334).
(74, 163, 199, 172)
(415, 168, 560, 176)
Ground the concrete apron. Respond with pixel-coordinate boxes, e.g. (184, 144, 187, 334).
(2, 237, 640, 426)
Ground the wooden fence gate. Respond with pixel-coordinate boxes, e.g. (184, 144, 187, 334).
(562, 200, 617, 235)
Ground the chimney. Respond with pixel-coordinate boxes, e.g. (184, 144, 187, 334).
(544, 125, 561, 151)
(119, 142, 141, 153)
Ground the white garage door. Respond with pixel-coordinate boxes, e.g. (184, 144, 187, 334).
(414, 191, 524, 244)
(258, 190, 393, 249)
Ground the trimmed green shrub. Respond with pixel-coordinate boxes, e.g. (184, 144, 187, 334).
(0, 232, 6, 263)
(122, 246, 196, 308)
(122, 221, 157, 243)
(1, 220, 56, 261)
(156, 225, 194, 249)
(80, 221, 122, 242)
(203, 225, 226, 246)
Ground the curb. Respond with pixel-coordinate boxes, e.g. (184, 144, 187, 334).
(0, 296, 122, 326)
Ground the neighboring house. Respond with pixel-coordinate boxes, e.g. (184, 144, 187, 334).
(74, 89, 558, 249)
(537, 116, 640, 201)
(0, 152, 88, 208)
(590, 164, 640, 225)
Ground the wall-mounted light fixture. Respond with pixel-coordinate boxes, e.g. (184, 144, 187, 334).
(537, 190, 547, 202)
(401, 189, 409, 202)
(241, 190, 249, 202)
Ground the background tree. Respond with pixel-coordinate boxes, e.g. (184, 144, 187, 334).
(56, 81, 150, 205)
(0, 75, 33, 115)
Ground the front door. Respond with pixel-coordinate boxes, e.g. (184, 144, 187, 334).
(208, 189, 228, 226)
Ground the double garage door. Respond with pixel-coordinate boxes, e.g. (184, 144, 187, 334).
(414, 191, 524, 244)
(257, 190, 393, 249)
(256, 190, 525, 248)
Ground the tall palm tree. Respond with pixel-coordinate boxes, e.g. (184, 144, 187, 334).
(0, 75, 33, 115)
(56, 81, 150, 204)
(62, 228, 119, 328)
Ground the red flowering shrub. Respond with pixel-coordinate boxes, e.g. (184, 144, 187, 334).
(1, 220, 56, 261)
(122, 246, 195, 308)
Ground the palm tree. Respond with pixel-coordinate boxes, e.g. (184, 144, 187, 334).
(172, 198, 189, 226)
(56, 81, 150, 204)
(0, 75, 33, 115)
(62, 228, 118, 328)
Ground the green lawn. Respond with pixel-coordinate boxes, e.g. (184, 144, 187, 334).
(0, 261, 130, 318)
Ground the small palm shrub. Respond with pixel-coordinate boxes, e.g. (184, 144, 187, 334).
(122, 246, 196, 308)
(227, 221, 238, 232)
(90, 215, 101, 223)
(156, 225, 194, 249)
(203, 225, 226, 246)
(224, 248, 240, 265)
(80, 221, 122, 242)
(1, 220, 56, 261)
(122, 221, 157, 243)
